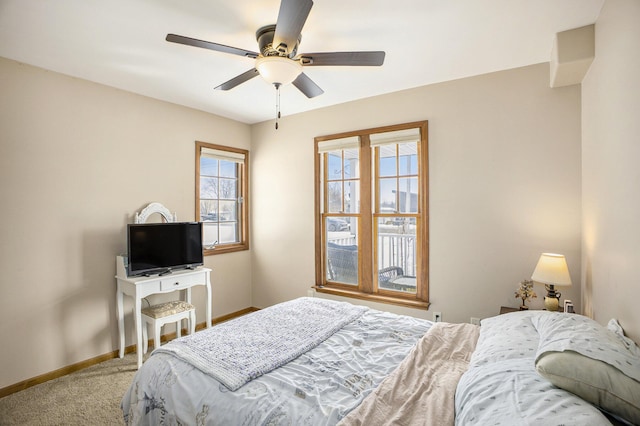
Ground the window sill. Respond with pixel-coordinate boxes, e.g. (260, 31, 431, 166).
(204, 244, 248, 256)
(312, 286, 430, 310)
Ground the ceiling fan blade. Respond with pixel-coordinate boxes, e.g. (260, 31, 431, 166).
(272, 0, 313, 56)
(214, 69, 260, 91)
(296, 51, 386, 66)
(166, 34, 259, 59)
(292, 73, 324, 98)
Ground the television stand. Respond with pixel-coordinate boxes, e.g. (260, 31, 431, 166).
(115, 256, 212, 368)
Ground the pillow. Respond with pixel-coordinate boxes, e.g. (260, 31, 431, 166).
(471, 310, 540, 367)
(533, 314, 640, 425)
(608, 318, 640, 357)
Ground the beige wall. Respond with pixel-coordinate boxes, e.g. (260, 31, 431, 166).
(0, 57, 252, 389)
(582, 0, 640, 343)
(6, 1, 639, 389)
(251, 63, 583, 323)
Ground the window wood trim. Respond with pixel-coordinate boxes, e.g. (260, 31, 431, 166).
(195, 141, 249, 255)
(314, 121, 429, 308)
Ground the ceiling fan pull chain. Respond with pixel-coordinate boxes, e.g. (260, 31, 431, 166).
(274, 83, 281, 130)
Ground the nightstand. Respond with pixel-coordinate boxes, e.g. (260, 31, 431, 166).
(499, 306, 565, 314)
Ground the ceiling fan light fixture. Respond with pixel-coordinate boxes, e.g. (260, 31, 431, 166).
(256, 56, 302, 85)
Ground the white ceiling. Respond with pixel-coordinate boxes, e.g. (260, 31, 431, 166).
(0, 0, 604, 124)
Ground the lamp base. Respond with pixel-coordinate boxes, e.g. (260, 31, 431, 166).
(544, 284, 561, 311)
(544, 296, 560, 311)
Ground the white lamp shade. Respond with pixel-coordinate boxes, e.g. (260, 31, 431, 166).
(255, 56, 302, 85)
(531, 253, 572, 286)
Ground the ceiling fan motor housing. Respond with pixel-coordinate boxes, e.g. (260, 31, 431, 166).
(256, 24, 300, 57)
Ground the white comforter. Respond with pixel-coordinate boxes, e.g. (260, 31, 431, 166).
(122, 302, 431, 425)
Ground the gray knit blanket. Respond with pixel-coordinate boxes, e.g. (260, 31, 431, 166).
(154, 297, 368, 391)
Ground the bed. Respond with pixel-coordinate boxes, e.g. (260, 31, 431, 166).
(121, 297, 640, 425)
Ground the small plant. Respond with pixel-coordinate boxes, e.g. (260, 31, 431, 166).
(515, 279, 537, 310)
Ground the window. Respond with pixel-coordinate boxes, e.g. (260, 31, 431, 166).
(314, 122, 429, 309)
(196, 141, 249, 255)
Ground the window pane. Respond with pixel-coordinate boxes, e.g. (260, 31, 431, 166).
(200, 157, 218, 176)
(219, 160, 237, 178)
(398, 177, 418, 213)
(328, 181, 343, 213)
(200, 200, 219, 222)
(398, 142, 418, 175)
(326, 217, 358, 285)
(219, 200, 237, 221)
(203, 222, 219, 248)
(376, 217, 417, 294)
(200, 176, 218, 199)
(326, 217, 352, 233)
(327, 152, 342, 180)
(378, 178, 397, 212)
(219, 178, 237, 199)
(343, 148, 359, 179)
(379, 145, 397, 177)
(219, 222, 238, 244)
(344, 181, 359, 213)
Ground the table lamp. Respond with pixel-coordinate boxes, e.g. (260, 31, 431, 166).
(531, 253, 572, 311)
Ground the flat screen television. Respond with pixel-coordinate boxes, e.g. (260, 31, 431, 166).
(127, 222, 203, 276)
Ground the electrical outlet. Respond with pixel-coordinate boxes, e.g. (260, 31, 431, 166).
(470, 317, 480, 326)
(307, 289, 315, 297)
(433, 312, 442, 322)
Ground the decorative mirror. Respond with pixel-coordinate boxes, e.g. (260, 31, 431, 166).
(134, 202, 177, 224)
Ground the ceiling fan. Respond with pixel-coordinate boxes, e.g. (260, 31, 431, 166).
(165, 0, 385, 100)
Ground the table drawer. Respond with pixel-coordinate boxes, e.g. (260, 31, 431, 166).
(159, 275, 193, 291)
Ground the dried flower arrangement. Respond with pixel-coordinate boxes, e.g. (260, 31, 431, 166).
(515, 279, 537, 310)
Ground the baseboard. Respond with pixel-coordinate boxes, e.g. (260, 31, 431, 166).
(0, 306, 260, 399)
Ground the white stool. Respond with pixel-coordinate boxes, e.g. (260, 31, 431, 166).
(141, 300, 196, 354)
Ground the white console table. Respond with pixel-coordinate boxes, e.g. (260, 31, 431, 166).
(115, 256, 212, 368)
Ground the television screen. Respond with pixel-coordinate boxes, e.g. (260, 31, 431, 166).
(127, 222, 203, 276)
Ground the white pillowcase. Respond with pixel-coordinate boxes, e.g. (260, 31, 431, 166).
(533, 314, 640, 425)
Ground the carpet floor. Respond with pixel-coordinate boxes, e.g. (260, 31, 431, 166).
(0, 353, 140, 425)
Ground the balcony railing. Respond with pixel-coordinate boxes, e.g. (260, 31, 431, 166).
(378, 233, 416, 276)
(327, 232, 417, 278)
